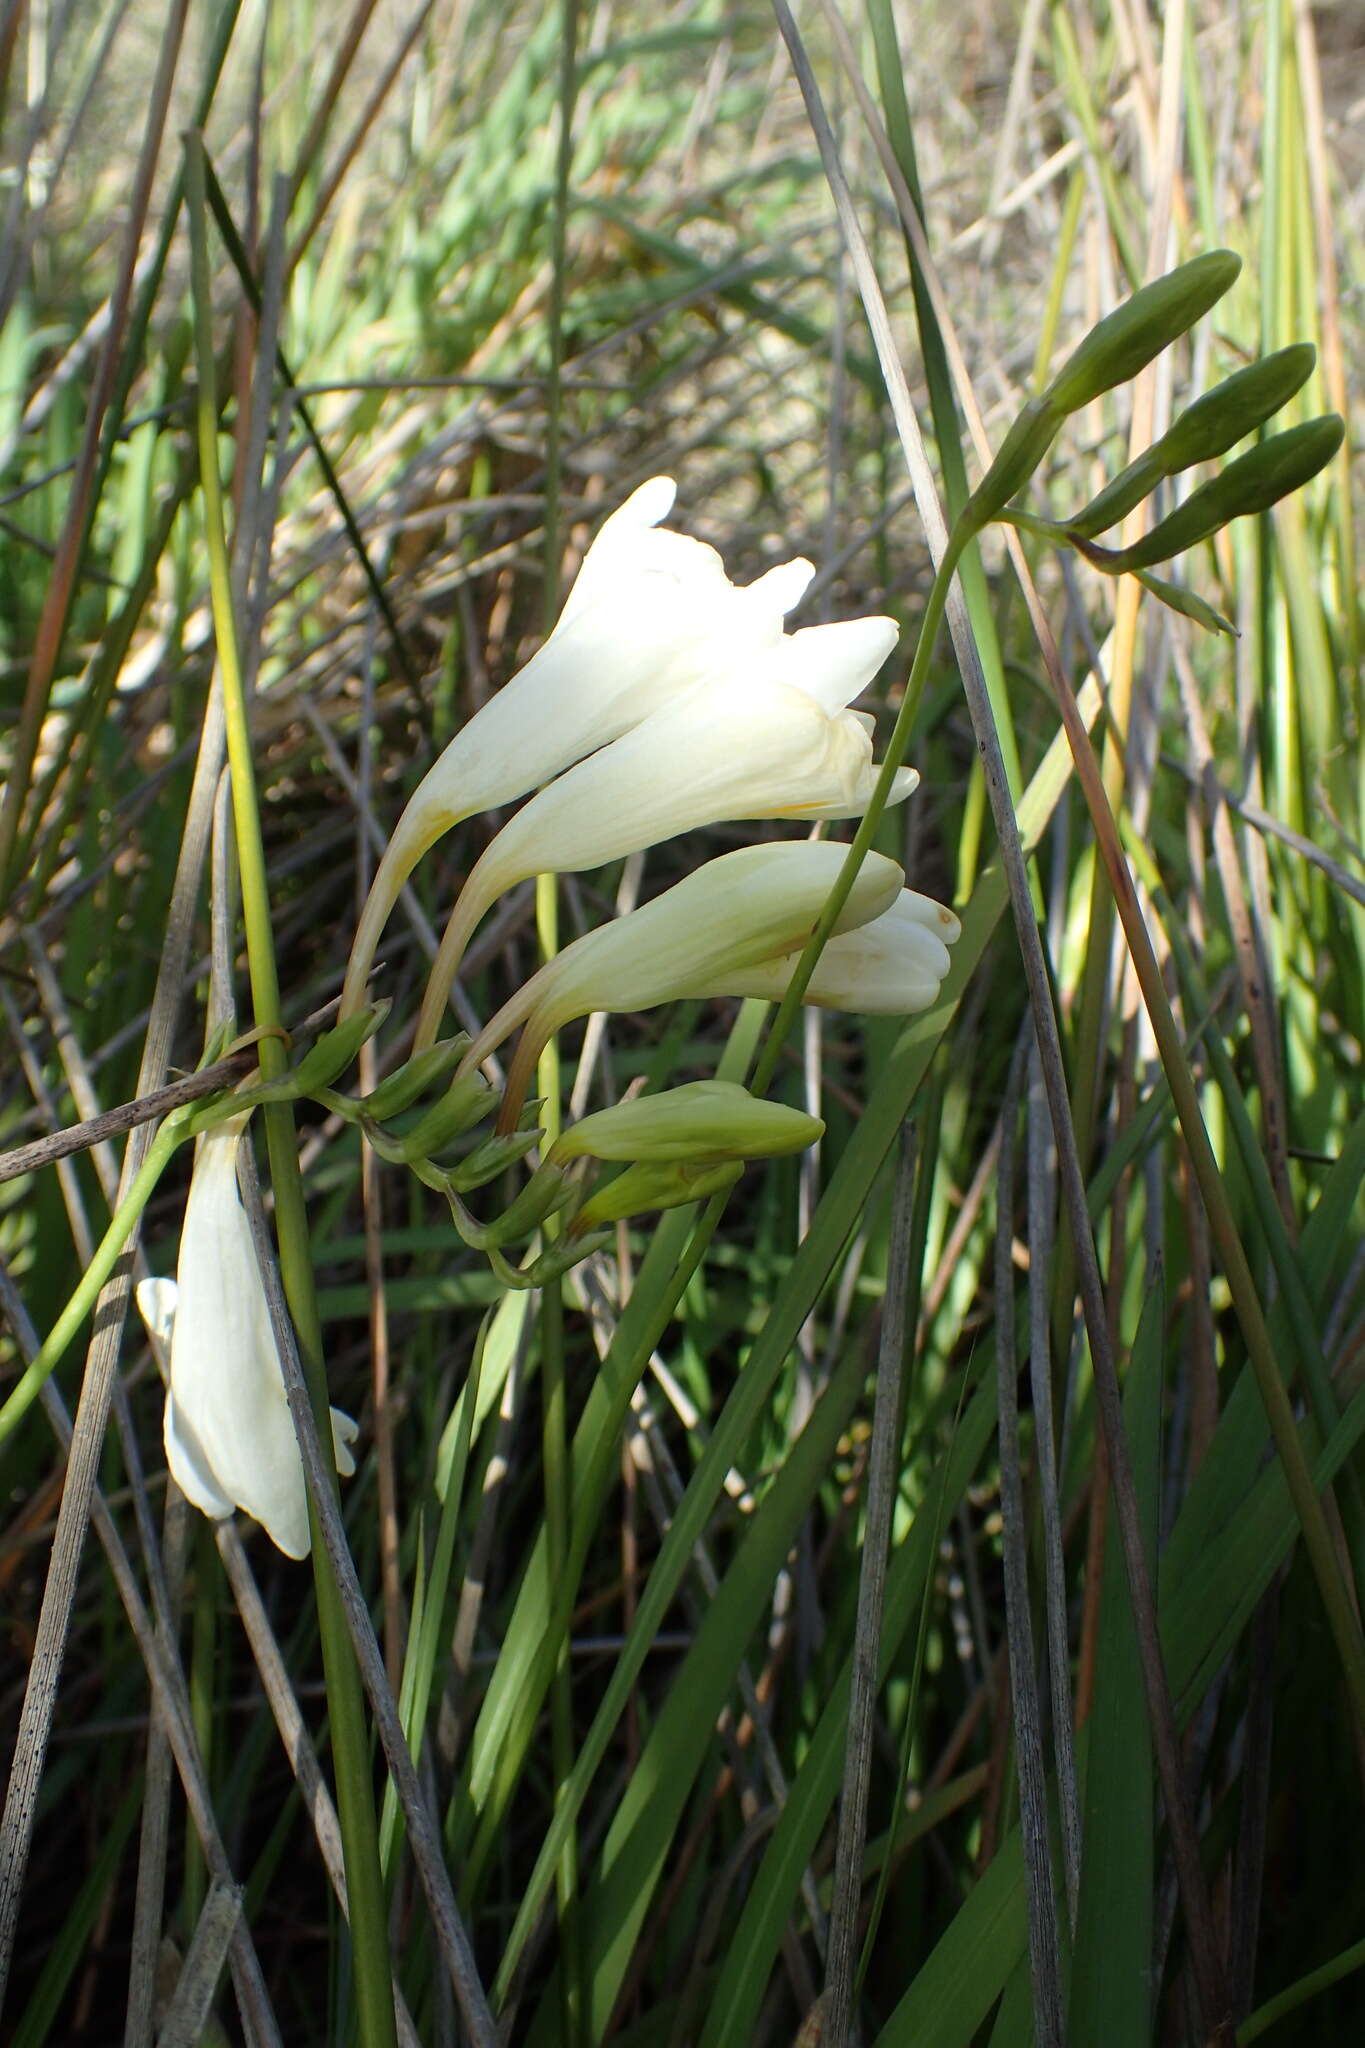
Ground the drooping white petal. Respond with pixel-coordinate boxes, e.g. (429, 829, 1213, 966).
(331, 1407, 359, 1479)
(156, 1119, 357, 1560)
(134, 1275, 178, 1357)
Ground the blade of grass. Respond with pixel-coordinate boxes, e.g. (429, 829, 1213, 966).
(1068, 1274, 1162, 2044)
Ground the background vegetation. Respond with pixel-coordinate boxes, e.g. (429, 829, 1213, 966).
(1, 0, 1362, 2041)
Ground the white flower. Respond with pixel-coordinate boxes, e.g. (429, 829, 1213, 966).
(456, 841, 906, 1123)
(714, 887, 961, 1013)
(136, 1117, 357, 1560)
(340, 477, 814, 1019)
(412, 615, 915, 1047)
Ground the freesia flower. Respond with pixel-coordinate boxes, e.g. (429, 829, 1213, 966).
(711, 887, 961, 1014)
(412, 616, 915, 1048)
(339, 476, 815, 1020)
(454, 841, 906, 1126)
(136, 1116, 357, 1559)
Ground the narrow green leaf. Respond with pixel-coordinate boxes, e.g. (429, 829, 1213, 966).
(1069, 1277, 1162, 2045)
(699, 1374, 998, 2048)
(874, 1834, 1028, 2046)
(525, 1337, 869, 2042)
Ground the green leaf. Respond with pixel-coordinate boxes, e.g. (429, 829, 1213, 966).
(525, 1337, 869, 2042)
(873, 1834, 1028, 2045)
(1068, 1277, 1162, 2045)
(699, 1373, 999, 2048)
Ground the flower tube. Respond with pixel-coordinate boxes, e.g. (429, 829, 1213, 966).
(340, 476, 814, 1019)
(714, 888, 961, 1014)
(137, 1116, 356, 1559)
(455, 841, 905, 1126)
(413, 615, 915, 1046)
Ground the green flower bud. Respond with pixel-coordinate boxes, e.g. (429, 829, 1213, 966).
(573, 1158, 744, 1233)
(1083, 415, 1344, 571)
(1045, 250, 1241, 415)
(1068, 343, 1317, 538)
(550, 1081, 823, 1167)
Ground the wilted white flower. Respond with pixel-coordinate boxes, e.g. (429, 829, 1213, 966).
(413, 615, 915, 1047)
(136, 1117, 356, 1560)
(340, 476, 814, 1019)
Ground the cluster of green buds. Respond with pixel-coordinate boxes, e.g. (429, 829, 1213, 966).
(965, 250, 1343, 634)
(210, 1013, 824, 1292)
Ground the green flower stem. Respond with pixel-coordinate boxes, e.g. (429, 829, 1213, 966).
(751, 517, 974, 1099)
(185, 138, 398, 2048)
(535, 863, 582, 2044)
(538, 4, 585, 2032)
(0, 1116, 183, 1450)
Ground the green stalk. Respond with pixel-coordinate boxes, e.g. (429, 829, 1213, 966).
(0, 1117, 183, 1450)
(751, 521, 969, 1096)
(185, 137, 397, 2048)
(538, 5, 583, 2032)
(183, 1520, 216, 1930)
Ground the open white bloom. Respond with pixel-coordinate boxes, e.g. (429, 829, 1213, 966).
(341, 476, 815, 1019)
(136, 1116, 357, 1560)
(713, 887, 961, 1013)
(413, 616, 915, 1048)
(456, 841, 905, 1123)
